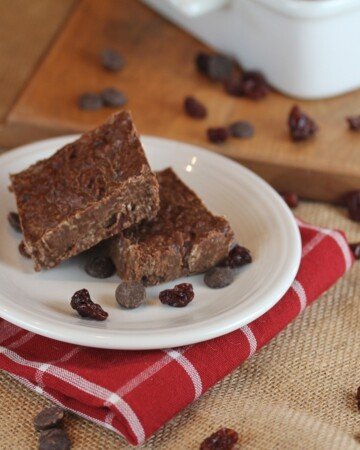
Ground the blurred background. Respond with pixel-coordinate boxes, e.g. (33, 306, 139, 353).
(0, 0, 359, 201)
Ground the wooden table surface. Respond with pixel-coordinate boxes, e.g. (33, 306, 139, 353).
(0, 0, 76, 148)
(1, 0, 360, 202)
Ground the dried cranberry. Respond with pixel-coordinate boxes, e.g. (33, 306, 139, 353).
(347, 116, 360, 131)
(34, 406, 64, 431)
(219, 245, 252, 268)
(195, 52, 234, 81)
(85, 256, 115, 278)
(100, 48, 124, 72)
(184, 96, 207, 119)
(19, 241, 31, 258)
(288, 105, 318, 141)
(159, 283, 194, 307)
(241, 71, 269, 99)
(7, 212, 21, 232)
(228, 121, 254, 138)
(223, 76, 243, 97)
(200, 427, 239, 450)
(195, 52, 210, 74)
(344, 191, 360, 222)
(71, 289, 108, 321)
(207, 127, 229, 144)
(350, 243, 360, 260)
(78, 93, 103, 111)
(280, 192, 299, 209)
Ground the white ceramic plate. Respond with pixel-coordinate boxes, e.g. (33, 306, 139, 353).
(0, 136, 301, 350)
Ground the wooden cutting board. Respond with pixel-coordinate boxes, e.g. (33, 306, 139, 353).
(6, 0, 360, 202)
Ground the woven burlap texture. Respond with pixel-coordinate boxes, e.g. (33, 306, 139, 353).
(1, 202, 359, 449)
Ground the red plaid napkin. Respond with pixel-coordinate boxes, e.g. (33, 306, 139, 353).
(0, 219, 353, 445)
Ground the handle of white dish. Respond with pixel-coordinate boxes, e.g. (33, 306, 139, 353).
(167, 0, 230, 17)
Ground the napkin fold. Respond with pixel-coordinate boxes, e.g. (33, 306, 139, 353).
(0, 219, 353, 445)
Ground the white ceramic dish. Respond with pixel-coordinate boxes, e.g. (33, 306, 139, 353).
(0, 136, 301, 350)
(142, 0, 360, 99)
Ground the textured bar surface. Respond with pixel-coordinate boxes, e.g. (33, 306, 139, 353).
(10, 111, 160, 270)
(110, 168, 234, 285)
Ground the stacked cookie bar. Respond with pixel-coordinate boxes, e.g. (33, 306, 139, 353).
(10, 111, 234, 284)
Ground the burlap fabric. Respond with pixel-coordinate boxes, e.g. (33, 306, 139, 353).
(1, 202, 359, 449)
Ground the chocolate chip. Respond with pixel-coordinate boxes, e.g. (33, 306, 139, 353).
(347, 116, 360, 131)
(195, 52, 234, 81)
(207, 127, 229, 144)
(344, 191, 360, 222)
(219, 245, 252, 268)
(184, 96, 207, 119)
(357, 386, 360, 410)
(100, 87, 127, 107)
(204, 267, 234, 289)
(241, 71, 269, 99)
(200, 427, 239, 450)
(115, 281, 146, 309)
(224, 76, 243, 96)
(100, 48, 124, 72)
(85, 256, 115, 278)
(71, 289, 108, 321)
(78, 93, 103, 111)
(350, 243, 360, 260)
(228, 121, 254, 138)
(19, 241, 31, 258)
(288, 105, 318, 141)
(7, 211, 21, 232)
(280, 192, 299, 209)
(34, 406, 64, 431)
(38, 428, 71, 450)
(207, 54, 234, 81)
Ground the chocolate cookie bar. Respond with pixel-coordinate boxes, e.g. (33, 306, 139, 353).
(10, 111, 160, 270)
(109, 168, 234, 285)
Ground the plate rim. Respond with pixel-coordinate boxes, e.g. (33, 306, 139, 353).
(0, 135, 302, 349)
